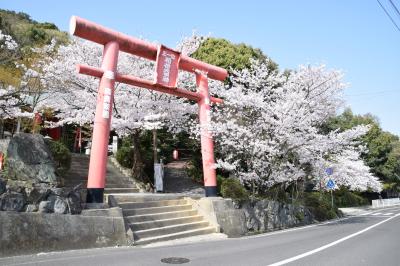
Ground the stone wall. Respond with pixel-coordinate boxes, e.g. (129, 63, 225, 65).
(240, 199, 313, 233)
(190, 197, 314, 237)
(0, 210, 127, 257)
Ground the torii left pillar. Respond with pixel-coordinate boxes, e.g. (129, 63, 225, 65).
(86, 41, 119, 203)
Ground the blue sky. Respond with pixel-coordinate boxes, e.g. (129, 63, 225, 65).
(2, 1, 400, 135)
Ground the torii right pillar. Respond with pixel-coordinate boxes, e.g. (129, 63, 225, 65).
(196, 72, 217, 197)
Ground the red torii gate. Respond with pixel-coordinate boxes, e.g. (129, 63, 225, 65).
(69, 16, 228, 203)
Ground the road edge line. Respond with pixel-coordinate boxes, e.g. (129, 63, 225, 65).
(267, 213, 400, 266)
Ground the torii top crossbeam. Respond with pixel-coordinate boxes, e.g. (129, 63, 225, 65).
(69, 16, 227, 202)
(70, 16, 227, 81)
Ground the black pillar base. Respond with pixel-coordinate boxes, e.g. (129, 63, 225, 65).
(205, 186, 217, 197)
(86, 188, 104, 203)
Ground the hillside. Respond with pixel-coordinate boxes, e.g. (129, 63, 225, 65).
(0, 9, 68, 87)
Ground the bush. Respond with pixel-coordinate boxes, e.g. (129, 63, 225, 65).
(263, 184, 290, 203)
(115, 146, 134, 168)
(46, 140, 71, 176)
(304, 192, 338, 221)
(220, 178, 249, 203)
(334, 188, 369, 207)
(216, 175, 225, 195)
(186, 163, 203, 184)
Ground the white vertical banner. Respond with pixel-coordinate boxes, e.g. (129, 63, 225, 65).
(102, 87, 112, 119)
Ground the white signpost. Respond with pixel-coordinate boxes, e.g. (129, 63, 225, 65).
(154, 163, 164, 192)
(112, 136, 118, 154)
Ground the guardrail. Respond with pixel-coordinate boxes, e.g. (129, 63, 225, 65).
(371, 198, 400, 208)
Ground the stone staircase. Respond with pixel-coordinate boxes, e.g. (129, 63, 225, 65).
(163, 161, 204, 195)
(63, 153, 139, 193)
(65, 155, 218, 245)
(109, 194, 217, 245)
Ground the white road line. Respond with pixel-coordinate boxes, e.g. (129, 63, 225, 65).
(359, 212, 373, 216)
(267, 213, 400, 266)
(372, 212, 382, 216)
(384, 212, 393, 215)
(362, 215, 396, 218)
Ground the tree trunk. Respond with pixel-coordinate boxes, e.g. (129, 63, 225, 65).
(0, 119, 3, 139)
(131, 130, 148, 182)
(153, 129, 158, 164)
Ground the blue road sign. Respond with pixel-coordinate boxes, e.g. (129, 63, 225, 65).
(326, 179, 335, 189)
(326, 167, 333, 175)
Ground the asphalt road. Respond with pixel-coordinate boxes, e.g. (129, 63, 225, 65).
(1, 206, 400, 266)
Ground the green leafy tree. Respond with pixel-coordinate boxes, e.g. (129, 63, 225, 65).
(323, 108, 400, 194)
(192, 37, 278, 73)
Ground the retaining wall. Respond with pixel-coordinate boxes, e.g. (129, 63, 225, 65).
(0, 208, 127, 257)
(371, 198, 400, 208)
(188, 197, 313, 237)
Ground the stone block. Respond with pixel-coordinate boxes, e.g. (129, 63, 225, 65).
(25, 204, 38, 212)
(0, 191, 26, 211)
(53, 197, 67, 214)
(6, 133, 59, 185)
(38, 200, 52, 213)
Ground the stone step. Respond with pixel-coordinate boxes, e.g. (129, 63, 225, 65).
(63, 177, 87, 181)
(125, 209, 198, 223)
(129, 215, 204, 231)
(70, 161, 89, 164)
(63, 179, 132, 184)
(105, 181, 132, 184)
(134, 226, 216, 245)
(68, 171, 88, 174)
(164, 171, 188, 176)
(66, 169, 88, 172)
(111, 194, 184, 203)
(63, 181, 87, 185)
(105, 184, 136, 189)
(122, 204, 192, 216)
(104, 188, 139, 194)
(63, 177, 88, 181)
(133, 221, 209, 240)
(105, 181, 135, 185)
(63, 182, 126, 186)
(118, 199, 187, 209)
(69, 162, 89, 165)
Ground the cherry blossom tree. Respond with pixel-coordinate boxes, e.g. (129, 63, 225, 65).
(29, 31, 381, 192)
(0, 30, 19, 65)
(34, 35, 201, 179)
(36, 36, 200, 129)
(0, 85, 33, 136)
(209, 60, 382, 192)
(0, 86, 25, 119)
